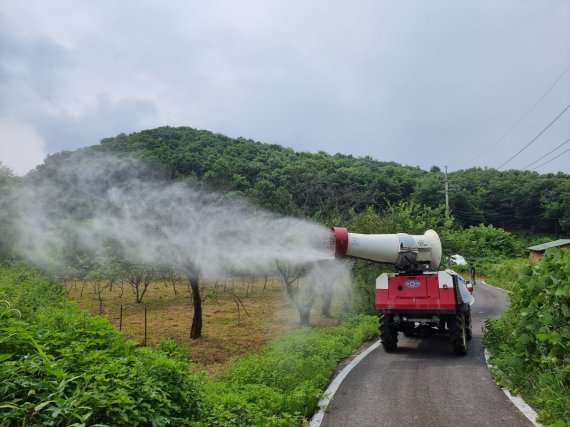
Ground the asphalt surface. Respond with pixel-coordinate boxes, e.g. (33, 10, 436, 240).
(321, 282, 533, 427)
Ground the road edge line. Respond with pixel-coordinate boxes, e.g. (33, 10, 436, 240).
(309, 338, 381, 427)
(480, 280, 512, 293)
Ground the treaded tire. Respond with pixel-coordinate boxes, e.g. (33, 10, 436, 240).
(450, 313, 468, 356)
(465, 308, 473, 341)
(380, 314, 398, 352)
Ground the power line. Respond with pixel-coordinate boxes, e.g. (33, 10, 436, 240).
(447, 183, 559, 217)
(531, 147, 570, 171)
(471, 65, 570, 163)
(451, 209, 569, 222)
(522, 137, 570, 169)
(497, 103, 570, 170)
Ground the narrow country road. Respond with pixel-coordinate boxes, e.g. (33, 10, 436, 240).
(321, 282, 533, 427)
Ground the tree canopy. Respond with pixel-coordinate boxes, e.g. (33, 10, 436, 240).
(90, 126, 570, 235)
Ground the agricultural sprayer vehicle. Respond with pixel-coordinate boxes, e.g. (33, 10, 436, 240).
(331, 227, 474, 355)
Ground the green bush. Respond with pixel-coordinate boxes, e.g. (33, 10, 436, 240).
(0, 264, 67, 321)
(484, 249, 570, 425)
(447, 224, 525, 260)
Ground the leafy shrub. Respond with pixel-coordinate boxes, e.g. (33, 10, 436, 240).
(447, 224, 524, 260)
(484, 249, 570, 425)
(0, 264, 66, 321)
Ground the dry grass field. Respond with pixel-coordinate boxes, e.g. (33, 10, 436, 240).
(66, 277, 347, 375)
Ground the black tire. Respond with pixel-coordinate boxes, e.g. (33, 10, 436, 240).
(450, 313, 468, 355)
(380, 314, 398, 352)
(465, 308, 473, 341)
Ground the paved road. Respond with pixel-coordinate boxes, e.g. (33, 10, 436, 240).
(321, 282, 533, 427)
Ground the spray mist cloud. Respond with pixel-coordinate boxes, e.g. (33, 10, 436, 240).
(12, 151, 347, 281)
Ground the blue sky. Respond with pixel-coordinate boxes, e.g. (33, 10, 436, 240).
(1, 0, 569, 175)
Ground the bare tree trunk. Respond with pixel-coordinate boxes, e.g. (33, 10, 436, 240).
(321, 283, 333, 317)
(188, 272, 202, 339)
(97, 286, 104, 314)
(299, 308, 311, 326)
(95, 280, 109, 315)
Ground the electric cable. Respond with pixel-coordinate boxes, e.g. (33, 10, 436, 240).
(531, 147, 570, 171)
(522, 137, 570, 169)
(497, 103, 570, 170)
(470, 65, 570, 162)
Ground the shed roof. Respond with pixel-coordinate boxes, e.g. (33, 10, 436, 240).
(527, 239, 570, 251)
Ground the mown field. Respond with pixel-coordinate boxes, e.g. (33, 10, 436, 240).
(66, 277, 348, 375)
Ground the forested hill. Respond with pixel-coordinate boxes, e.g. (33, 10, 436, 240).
(63, 126, 569, 234)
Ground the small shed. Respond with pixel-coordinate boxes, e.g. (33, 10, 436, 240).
(527, 239, 570, 260)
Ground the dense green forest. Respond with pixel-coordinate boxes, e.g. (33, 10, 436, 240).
(90, 126, 569, 234)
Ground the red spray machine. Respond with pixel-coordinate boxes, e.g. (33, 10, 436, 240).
(332, 227, 474, 355)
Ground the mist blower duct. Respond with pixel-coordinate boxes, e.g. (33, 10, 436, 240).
(330, 227, 442, 271)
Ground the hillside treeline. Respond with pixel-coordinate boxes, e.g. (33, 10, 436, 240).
(90, 126, 569, 234)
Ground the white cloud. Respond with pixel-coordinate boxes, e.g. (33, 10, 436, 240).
(0, 120, 46, 175)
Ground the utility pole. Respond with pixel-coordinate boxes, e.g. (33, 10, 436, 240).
(444, 166, 450, 219)
(438, 166, 454, 219)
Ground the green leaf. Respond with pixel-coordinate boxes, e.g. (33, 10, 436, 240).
(35, 400, 57, 411)
(542, 313, 553, 325)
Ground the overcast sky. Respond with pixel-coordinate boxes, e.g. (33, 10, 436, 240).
(1, 1, 569, 175)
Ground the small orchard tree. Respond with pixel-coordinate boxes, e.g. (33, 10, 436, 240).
(276, 261, 315, 326)
(121, 262, 156, 304)
(86, 256, 122, 314)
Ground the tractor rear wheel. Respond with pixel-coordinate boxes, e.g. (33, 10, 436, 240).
(380, 314, 398, 352)
(465, 308, 473, 341)
(450, 313, 468, 355)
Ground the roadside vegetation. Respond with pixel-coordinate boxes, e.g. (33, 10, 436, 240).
(0, 265, 203, 426)
(484, 249, 570, 425)
(0, 264, 377, 426)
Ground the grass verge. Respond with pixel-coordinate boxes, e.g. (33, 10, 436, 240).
(453, 257, 533, 291)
